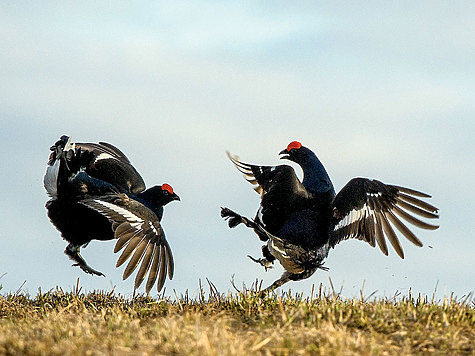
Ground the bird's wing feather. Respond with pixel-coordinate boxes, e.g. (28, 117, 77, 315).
(76, 142, 131, 164)
(330, 178, 439, 258)
(80, 194, 173, 293)
(226, 151, 300, 195)
(48, 136, 146, 194)
(74, 142, 146, 193)
(227, 151, 310, 232)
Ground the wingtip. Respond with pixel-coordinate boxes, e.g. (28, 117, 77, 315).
(394, 185, 432, 199)
(226, 150, 239, 162)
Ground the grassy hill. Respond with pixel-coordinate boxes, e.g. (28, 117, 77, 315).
(0, 282, 473, 355)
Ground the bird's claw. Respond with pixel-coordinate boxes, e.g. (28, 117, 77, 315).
(72, 263, 105, 277)
(221, 207, 243, 228)
(247, 255, 273, 271)
(318, 263, 329, 271)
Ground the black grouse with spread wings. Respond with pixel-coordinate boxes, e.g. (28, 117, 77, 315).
(44, 135, 180, 293)
(221, 141, 439, 293)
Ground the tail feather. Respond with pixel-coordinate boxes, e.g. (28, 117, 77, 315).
(44, 159, 60, 197)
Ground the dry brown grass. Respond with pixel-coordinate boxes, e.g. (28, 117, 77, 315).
(0, 281, 473, 355)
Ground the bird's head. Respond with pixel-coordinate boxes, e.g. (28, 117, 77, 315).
(144, 184, 180, 206)
(137, 184, 180, 219)
(279, 140, 334, 193)
(159, 183, 181, 204)
(279, 141, 308, 163)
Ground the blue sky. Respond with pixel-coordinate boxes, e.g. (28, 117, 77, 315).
(1, 1, 473, 299)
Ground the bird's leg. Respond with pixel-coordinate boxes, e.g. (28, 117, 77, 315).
(221, 207, 269, 241)
(221, 207, 256, 228)
(248, 245, 276, 271)
(64, 243, 105, 277)
(259, 271, 294, 296)
(262, 245, 276, 262)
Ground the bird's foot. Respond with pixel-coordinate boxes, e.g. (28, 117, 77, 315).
(247, 255, 273, 271)
(221, 207, 245, 228)
(318, 263, 329, 271)
(65, 243, 105, 277)
(72, 263, 105, 277)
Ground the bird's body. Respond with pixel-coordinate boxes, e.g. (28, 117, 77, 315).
(221, 141, 439, 293)
(44, 135, 179, 293)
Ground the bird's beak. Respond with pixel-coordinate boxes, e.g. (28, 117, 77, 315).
(279, 149, 290, 160)
(172, 193, 181, 202)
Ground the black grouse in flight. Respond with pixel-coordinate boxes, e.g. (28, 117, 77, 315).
(44, 135, 180, 293)
(221, 141, 439, 293)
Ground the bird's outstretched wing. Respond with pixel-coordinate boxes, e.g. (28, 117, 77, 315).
(75, 141, 146, 194)
(80, 194, 174, 293)
(227, 152, 311, 232)
(76, 141, 131, 164)
(47, 136, 146, 194)
(226, 151, 301, 195)
(329, 178, 439, 258)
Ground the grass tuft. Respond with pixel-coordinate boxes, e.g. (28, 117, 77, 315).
(0, 281, 473, 355)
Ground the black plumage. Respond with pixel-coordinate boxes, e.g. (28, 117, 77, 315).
(221, 141, 439, 293)
(44, 135, 179, 293)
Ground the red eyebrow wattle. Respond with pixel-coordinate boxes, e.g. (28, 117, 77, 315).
(161, 184, 173, 194)
(287, 141, 302, 151)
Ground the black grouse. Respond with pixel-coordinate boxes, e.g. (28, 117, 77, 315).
(221, 141, 439, 293)
(44, 135, 180, 293)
